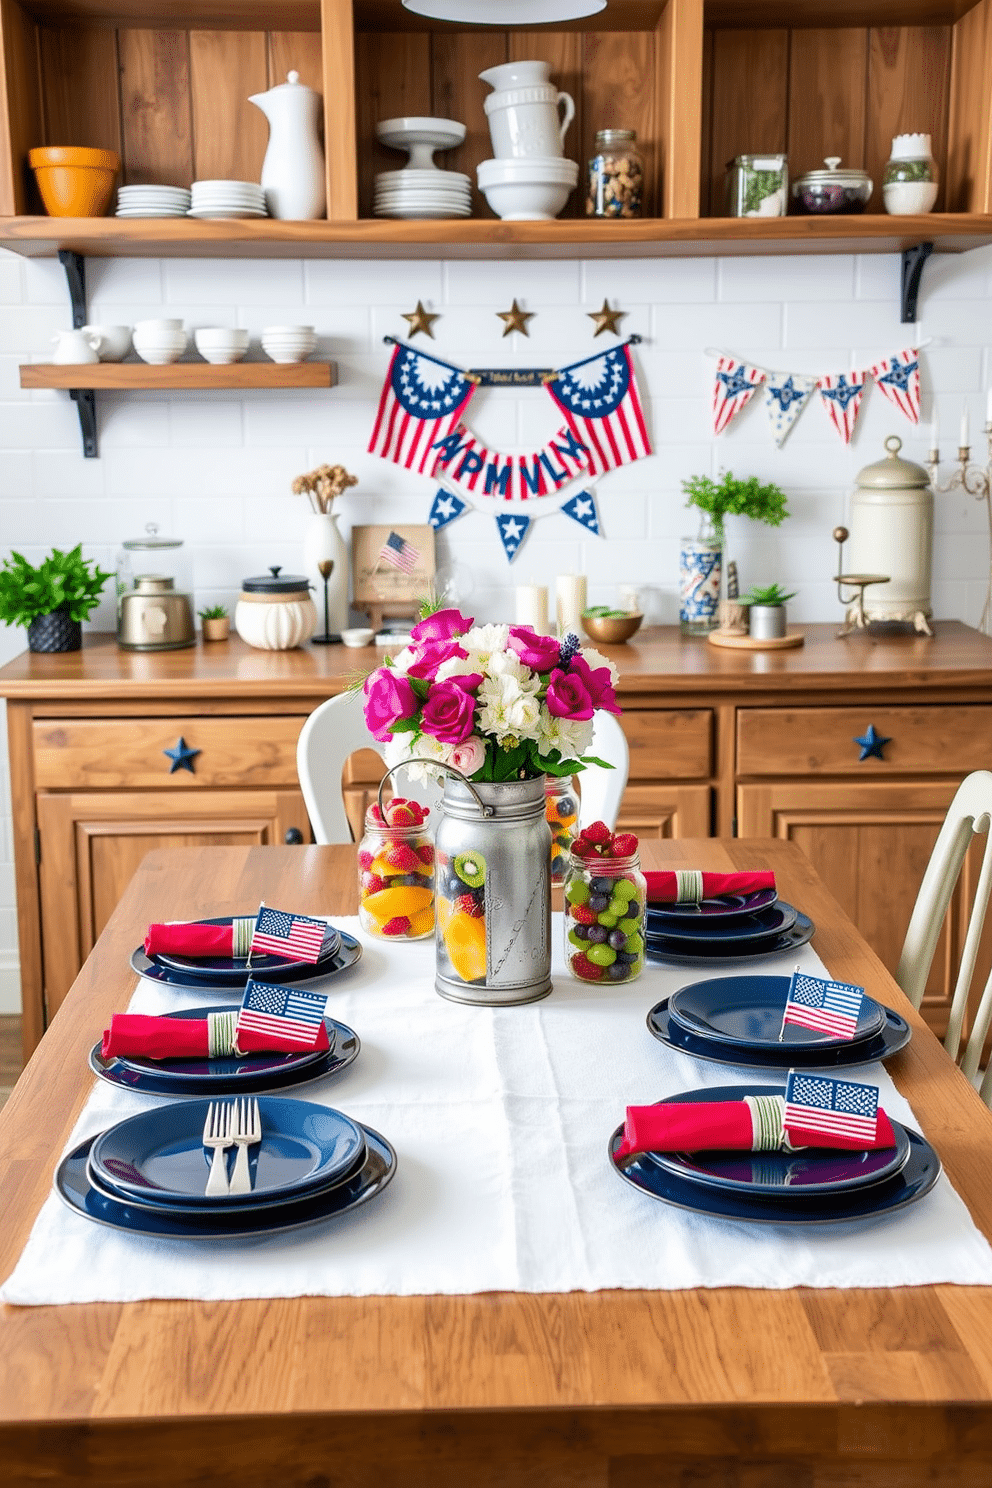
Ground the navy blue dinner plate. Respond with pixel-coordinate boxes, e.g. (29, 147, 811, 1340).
(645, 913, 814, 967)
(90, 1096, 367, 1207)
(647, 998, 911, 1069)
(57, 1125, 396, 1240)
(89, 1008, 360, 1098)
(151, 914, 341, 985)
(645, 902, 797, 946)
(668, 974, 885, 1049)
(131, 928, 362, 995)
(646, 888, 778, 924)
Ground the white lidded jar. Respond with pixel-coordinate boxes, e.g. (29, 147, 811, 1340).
(883, 133, 939, 215)
(846, 436, 934, 630)
(235, 566, 318, 650)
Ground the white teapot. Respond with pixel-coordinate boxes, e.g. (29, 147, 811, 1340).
(51, 328, 101, 364)
(249, 70, 326, 221)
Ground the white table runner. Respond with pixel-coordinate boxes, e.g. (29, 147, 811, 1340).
(4, 919, 992, 1305)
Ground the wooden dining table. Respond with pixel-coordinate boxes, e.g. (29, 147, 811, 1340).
(3, 836, 992, 1488)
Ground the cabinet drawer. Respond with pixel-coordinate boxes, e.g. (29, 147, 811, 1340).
(32, 716, 307, 788)
(622, 710, 713, 780)
(737, 706, 992, 777)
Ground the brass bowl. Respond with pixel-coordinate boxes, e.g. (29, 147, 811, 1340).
(580, 611, 643, 644)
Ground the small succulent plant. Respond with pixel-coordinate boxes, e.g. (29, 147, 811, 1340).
(197, 603, 229, 620)
(742, 583, 797, 607)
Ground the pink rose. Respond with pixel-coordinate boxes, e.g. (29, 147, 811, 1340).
(448, 735, 487, 777)
(363, 668, 418, 742)
(420, 680, 477, 744)
(410, 607, 474, 643)
(569, 653, 622, 716)
(405, 639, 468, 680)
(507, 626, 561, 672)
(447, 671, 483, 693)
(546, 667, 594, 721)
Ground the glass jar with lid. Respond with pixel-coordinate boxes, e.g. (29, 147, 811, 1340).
(545, 776, 579, 883)
(883, 133, 939, 215)
(115, 523, 195, 650)
(725, 154, 787, 217)
(587, 129, 644, 218)
(563, 845, 646, 984)
(358, 805, 435, 941)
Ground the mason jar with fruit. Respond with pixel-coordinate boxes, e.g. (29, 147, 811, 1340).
(546, 777, 579, 883)
(357, 797, 435, 940)
(563, 822, 646, 983)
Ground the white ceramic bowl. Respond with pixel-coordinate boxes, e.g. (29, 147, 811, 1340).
(261, 344, 315, 364)
(262, 324, 314, 336)
(477, 156, 578, 184)
(194, 328, 249, 364)
(478, 175, 573, 220)
(133, 329, 188, 365)
(341, 626, 375, 648)
(82, 324, 132, 361)
(133, 318, 184, 336)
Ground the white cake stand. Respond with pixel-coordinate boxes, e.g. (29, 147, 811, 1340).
(375, 116, 466, 171)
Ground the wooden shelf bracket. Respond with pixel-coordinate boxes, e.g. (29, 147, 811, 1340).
(901, 242, 933, 323)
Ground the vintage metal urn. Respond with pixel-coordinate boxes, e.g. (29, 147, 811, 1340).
(845, 434, 934, 635)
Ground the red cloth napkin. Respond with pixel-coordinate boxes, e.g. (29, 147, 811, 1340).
(101, 1013, 329, 1060)
(644, 870, 776, 904)
(144, 922, 240, 957)
(615, 1100, 896, 1161)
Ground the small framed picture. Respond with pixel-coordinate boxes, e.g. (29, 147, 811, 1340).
(351, 524, 436, 628)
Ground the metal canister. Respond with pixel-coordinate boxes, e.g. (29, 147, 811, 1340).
(847, 435, 934, 630)
(434, 774, 552, 1006)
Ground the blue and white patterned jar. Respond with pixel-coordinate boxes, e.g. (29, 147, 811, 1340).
(679, 525, 722, 635)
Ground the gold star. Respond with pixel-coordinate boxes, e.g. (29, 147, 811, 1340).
(496, 299, 534, 337)
(401, 300, 439, 339)
(588, 299, 626, 337)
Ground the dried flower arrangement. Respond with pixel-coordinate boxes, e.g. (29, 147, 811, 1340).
(291, 463, 358, 514)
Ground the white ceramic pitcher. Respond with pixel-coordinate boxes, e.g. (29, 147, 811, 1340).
(249, 70, 326, 221)
(479, 60, 574, 160)
(51, 328, 101, 364)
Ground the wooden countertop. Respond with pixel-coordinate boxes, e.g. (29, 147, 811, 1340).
(1, 622, 991, 704)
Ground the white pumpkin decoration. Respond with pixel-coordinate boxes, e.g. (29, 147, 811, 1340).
(235, 567, 318, 650)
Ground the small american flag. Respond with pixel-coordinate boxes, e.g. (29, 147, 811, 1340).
(378, 530, 420, 573)
(784, 1070, 879, 1146)
(781, 970, 865, 1040)
(236, 980, 329, 1049)
(250, 905, 327, 963)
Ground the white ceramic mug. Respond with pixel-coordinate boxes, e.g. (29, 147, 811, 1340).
(50, 329, 101, 364)
(484, 85, 575, 160)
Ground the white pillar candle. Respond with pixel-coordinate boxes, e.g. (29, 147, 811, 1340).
(930, 403, 939, 454)
(986, 387, 992, 427)
(515, 584, 549, 634)
(555, 574, 587, 637)
(960, 404, 970, 447)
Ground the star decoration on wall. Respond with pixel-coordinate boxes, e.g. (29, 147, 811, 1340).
(496, 299, 533, 337)
(163, 736, 201, 774)
(588, 299, 626, 337)
(401, 301, 439, 339)
(853, 724, 891, 761)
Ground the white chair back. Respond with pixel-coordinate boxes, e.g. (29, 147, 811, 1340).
(896, 769, 992, 1100)
(577, 711, 630, 831)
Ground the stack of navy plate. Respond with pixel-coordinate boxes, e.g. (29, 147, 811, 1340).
(131, 914, 362, 993)
(56, 1097, 396, 1239)
(644, 886, 815, 966)
(647, 974, 911, 1069)
(610, 1084, 940, 1225)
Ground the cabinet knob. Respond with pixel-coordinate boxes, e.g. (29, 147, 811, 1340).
(853, 724, 891, 761)
(284, 827, 305, 845)
(163, 736, 200, 774)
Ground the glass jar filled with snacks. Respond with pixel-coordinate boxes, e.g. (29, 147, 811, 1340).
(357, 797, 434, 940)
(587, 129, 643, 218)
(546, 776, 579, 883)
(563, 821, 646, 983)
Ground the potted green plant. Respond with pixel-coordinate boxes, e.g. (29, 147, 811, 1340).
(679, 471, 790, 634)
(198, 604, 230, 642)
(742, 582, 798, 641)
(0, 545, 111, 653)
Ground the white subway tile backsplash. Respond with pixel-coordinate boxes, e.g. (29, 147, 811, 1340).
(719, 254, 855, 304)
(784, 299, 905, 351)
(306, 259, 444, 307)
(164, 258, 304, 305)
(446, 259, 580, 306)
(583, 258, 716, 304)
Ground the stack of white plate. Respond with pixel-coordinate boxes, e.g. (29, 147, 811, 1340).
(374, 169, 471, 220)
(116, 184, 191, 218)
(188, 180, 267, 220)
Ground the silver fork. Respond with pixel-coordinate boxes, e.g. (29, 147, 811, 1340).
(202, 1101, 234, 1197)
(229, 1097, 262, 1197)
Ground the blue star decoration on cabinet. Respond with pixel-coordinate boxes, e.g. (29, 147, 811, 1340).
(164, 736, 201, 774)
(853, 724, 891, 761)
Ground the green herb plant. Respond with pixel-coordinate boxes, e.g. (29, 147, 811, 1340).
(682, 471, 790, 544)
(583, 605, 634, 619)
(742, 583, 797, 607)
(0, 545, 111, 629)
(197, 603, 229, 620)
(741, 167, 784, 215)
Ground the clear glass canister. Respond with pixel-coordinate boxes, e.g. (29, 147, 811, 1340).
(357, 808, 435, 940)
(563, 849, 646, 984)
(587, 129, 644, 218)
(883, 133, 938, 215)
(116, 522, 193, 602)
(545, 776, 579, 883)
(725, 154, 788, 217)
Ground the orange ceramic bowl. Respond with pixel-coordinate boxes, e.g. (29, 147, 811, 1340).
(28, 147, 120, 217)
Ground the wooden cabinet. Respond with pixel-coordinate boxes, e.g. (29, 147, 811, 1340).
(0, 0, 991, 259)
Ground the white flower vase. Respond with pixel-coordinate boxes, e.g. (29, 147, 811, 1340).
(303, 512, 349, 640)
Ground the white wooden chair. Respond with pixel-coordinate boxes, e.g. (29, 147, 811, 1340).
(896, 770, 992, 1102)
(296, 692, 630, 843)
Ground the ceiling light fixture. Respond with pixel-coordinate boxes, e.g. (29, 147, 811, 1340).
(402, 1, 606, 24)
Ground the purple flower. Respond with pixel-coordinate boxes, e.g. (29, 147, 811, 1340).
(507, 626, 561, 672)
(410, 607, 474, 643)
(545, 668, 594, 721)
(569, 653, 622, 716)
(405, 639, 468, 680)
(363, 668, 418, 742)
(420, 680, 477, 744)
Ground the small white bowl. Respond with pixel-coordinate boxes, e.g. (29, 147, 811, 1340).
(194, 328, 249, 364)
(83, 324, 132, 362)
(134, 317, 184, 336)
(262, 324, 314, 336)
(341, 627, 375, 648)
(478, 176, 573, 220)
(133, 330, 188, 365)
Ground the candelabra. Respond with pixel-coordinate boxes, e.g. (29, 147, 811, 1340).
(927, 424, 992, 637)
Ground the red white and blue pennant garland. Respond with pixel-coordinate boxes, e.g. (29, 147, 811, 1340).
(371, 339, 649, 563)
(709, 346, 921, 445)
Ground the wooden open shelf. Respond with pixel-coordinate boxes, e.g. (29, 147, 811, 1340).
(19, 361, 337, 388)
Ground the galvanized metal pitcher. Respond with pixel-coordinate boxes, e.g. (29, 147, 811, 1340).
(433, 773, 552, 1006)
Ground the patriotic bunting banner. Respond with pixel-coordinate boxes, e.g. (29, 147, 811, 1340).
(431, 422, 591, 500)
(870, 348, 921, 424)
(496, 511, 531, 561)
(712, 354, 765, 434)
(817, 370, 866, 444)
(764, 372, 817, 447)
(368, 345, 476, 475)
(547, 345, 652, 475)
(428, 488, 468, 529)
(561, 489, 600, 536)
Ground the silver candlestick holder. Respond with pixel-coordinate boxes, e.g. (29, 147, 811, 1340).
(927, 423, 992, 636)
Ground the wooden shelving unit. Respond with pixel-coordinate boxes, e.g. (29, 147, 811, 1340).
(19, 361, 336, 389)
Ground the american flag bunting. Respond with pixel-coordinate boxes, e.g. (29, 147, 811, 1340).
(236, 979, 329, 1049)
(368, 345, 476, 476)
(547, 345, 652, 475)
(430, 423, 590, 500)
(817, 370, 866, 444)
(784, 1070, 879, 1146)
(870, 348, 921, 424)
(780, 970, 865, 1041)
(250, 905, 327, 963)
(711, 354, 765, 435)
